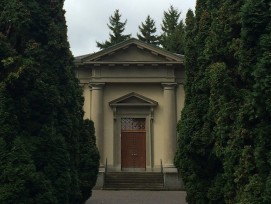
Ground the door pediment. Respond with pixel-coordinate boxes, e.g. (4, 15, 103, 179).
(109, 92, 158, 107)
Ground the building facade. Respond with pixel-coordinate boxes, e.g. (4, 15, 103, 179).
(75, 38, 185, 189)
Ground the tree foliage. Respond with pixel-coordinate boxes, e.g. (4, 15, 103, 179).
(176, 0, 271, 203)
(0, 0, 99, 203)
(96, 9, 131, 49)
(175, 2, 220, 202)
(0, 137, 56, 204)
(160, 5, 185, 54)
(78, 120, 100, 201)
(137, 15, 160, 46)
(236, 0, 271, 202)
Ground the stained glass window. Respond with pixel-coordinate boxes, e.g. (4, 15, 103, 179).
(121, 118, 145, 131)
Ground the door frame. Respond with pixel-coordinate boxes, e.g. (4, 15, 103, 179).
(112, 108, 154, 171)
(109, 93, 157, 172)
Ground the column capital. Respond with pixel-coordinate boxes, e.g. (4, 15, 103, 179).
(89, 83, 105, 90)
(161, 83, 178, 90)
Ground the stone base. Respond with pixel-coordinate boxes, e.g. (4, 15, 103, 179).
(93, 168, 105, 190)
(163, 172, 184, 190)
(163, 166, 178, 173)
(162, 167, 184, 190)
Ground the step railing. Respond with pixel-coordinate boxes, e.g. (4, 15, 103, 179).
(160, 159, 163, 173)
(105, 158, 108, 174)
(160, 159, 165, 188)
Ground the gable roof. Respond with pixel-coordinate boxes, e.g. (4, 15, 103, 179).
(75, 38, 184, 65)
(109, 92, 158, 107)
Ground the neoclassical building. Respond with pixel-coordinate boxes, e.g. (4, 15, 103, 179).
(75, 38, 185, 189)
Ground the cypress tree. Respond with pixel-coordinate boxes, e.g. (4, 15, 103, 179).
(235, 0, 271, 203)
(96, 9, 131, 49)
(203, 0, 244, 202)
(175, 1, 218, 202)
(78, 120, 100, 201)
(137, 15, 160, 46)
(208, 1, 271, 202)
(0, 1, 99, 203)
(160, 5, 185, 54)
(176, 0, 271, 203)
(0, 137, 56, 204)
(176, 0, 243, 202)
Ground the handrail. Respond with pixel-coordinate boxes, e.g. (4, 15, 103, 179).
(160, 159, 163, 173)
(105, 158, 108, 174)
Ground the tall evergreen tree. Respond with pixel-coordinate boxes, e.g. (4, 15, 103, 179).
(0, 137, 56, 204)
(96, 9, 131, 49)
(78, 120, 99, 201)
(175, 0, 243, 202)
(204, 1, 271, 203)
(205, 1, 245, 203)
(175, 2, 217, 202)
(160, 5, 185, 54)
(235, 0, 271, 203)
(176, 0, 271, 203)
(137, 15, 159, 46)
(0, 0, 99, 203)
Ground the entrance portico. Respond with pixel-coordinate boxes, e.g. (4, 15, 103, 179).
(109, 92, 158, 171)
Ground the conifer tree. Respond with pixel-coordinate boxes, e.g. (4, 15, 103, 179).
(96, 9, 131, 49)
(0, 1, 99, 203)
(205, 1, 244, 203)
(160, 5, 185, 54)
(235, 0, 271, 203)
(175, 0, 242, 201)
(78, 120, 100, 201)
(176, 0, 271, 203)
(137, 15, 159, 46)
(0, 137, 56, 204)
(175, 3, 217, 202)
(204, 1, 271, 203)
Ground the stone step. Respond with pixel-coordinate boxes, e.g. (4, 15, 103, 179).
(103, 172, 164, 190)
(105, 183, 164, 188)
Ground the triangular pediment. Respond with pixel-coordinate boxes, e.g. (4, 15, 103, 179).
(109, 92, 158, 107)
(75, 38, 183, 64)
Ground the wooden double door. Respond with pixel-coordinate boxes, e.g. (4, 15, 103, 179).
(121, 118, 146, 169)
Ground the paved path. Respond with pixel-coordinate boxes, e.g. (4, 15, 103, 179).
(86, 190, 187, 204)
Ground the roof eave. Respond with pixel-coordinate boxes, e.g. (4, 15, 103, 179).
(75, 38, 184, 63)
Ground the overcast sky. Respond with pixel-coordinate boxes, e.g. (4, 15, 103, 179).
(63, 0, 196, 56)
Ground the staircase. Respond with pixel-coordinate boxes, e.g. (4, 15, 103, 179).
(103, 172, 164, 190)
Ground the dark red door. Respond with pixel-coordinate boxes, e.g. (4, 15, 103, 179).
(121, 131, 146, 168)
